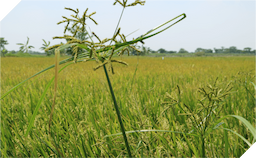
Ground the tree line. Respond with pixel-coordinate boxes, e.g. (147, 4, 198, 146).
(1, 31, 255, 57)
(148, 46, 255, 54)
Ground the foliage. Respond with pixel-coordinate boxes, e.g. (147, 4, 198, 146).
(157, 48, 176, 54)
(0, 37, 8, 50)
(178, 48, 188, 53)
(158, 48, 167, 53)
(162, 78, 233, 157)
(17, 37, 35, 53)
(0, 37, 9, 57)
(195, 48, 212, 53)
(214, 46, 255, 54)
(195, 51, 205, 56)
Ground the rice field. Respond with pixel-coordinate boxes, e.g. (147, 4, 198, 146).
(1, 56, 255, 157)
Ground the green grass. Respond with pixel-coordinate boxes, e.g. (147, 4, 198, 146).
(1, 56, 255, 157)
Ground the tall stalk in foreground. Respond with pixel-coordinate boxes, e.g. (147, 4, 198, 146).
(103, 65, 132, 156)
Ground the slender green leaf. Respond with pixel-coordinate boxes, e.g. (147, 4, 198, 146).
(182, 132, 199, 157)
(217, 127, 252, 147)
(229, 115, 255, 138)
(25, 62, 73, 137)
(251, 82, 256, 89)
(104, 129, 199, 138)
(223, 124, 229, 158)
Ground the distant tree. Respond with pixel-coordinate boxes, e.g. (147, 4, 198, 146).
(205, 49, 213, 53)
(229, 46, 238, 53)
(214, 47, 227, 53)
(178, 48, 188, 53)
(1, 49, 8, 57)
(147, 47, 153, 54)
(167, 50, 177, 53)
(195, 48, 204, 53)
(150, 50, 157, 53)
(140, 45, 150, 55)
(214, 48, 221, 53)
(158, 48, 167, 53)
(0, 37, 8, 50)
(195, 51, 205, 56)
(243, 47, 251, 53)
(195, 48, 212, 53)
(17, 37, 34, 53)
(0, 37, 9, 57)
(9, 50, 16, 54)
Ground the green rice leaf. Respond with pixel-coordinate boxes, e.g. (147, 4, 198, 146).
(103, 129, 199, 138)
(217, 127, 252, 147)
(25, 62, 73, 137)
(229, 115, 255, 139)
(182, 132, 199, 157)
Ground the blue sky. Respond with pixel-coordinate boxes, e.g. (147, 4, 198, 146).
(0, 0, 255, 52)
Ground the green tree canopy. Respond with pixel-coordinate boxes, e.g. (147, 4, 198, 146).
(158, 48, 167, 53)
(0, 37, 8, 50)
(167, 50, 176, 53)
(0, 37, 9, 57)
(243, 47, 251, 52)
(195, 48, 212, 53)
(178, 48, 188, 53)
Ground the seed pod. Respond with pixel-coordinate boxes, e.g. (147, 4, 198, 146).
(89, 49, 93, 58)
(65, 7, 77, 13)
(45, 44, 62, 51)
(89, 17, 98, 25)
(112, 28, 121, 40)
(94, 61, 108, 70)
(57, 20, 68, 25)
(119, 48, 129, 56)
(113, 0, 124, 6)
(111, 59, 128, 66)
(73, 27, 78, 37)
(88, 12, 96, 17)
(71, 22, 79, 28)
(64, 21, 70, 33)
(108, 46, 115, 60)
(92, 32, 101, 43)
(129, 45, 141, 52)
(53, 36, 65, 39)
(119, 33, 125, 42)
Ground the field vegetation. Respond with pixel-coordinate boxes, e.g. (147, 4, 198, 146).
(1, 56, 255, 157)
(1, 0, 255, 157)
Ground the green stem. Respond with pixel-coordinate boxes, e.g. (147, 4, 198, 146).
(201, 135, 205, 157)
(103, 65, 132, 157)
